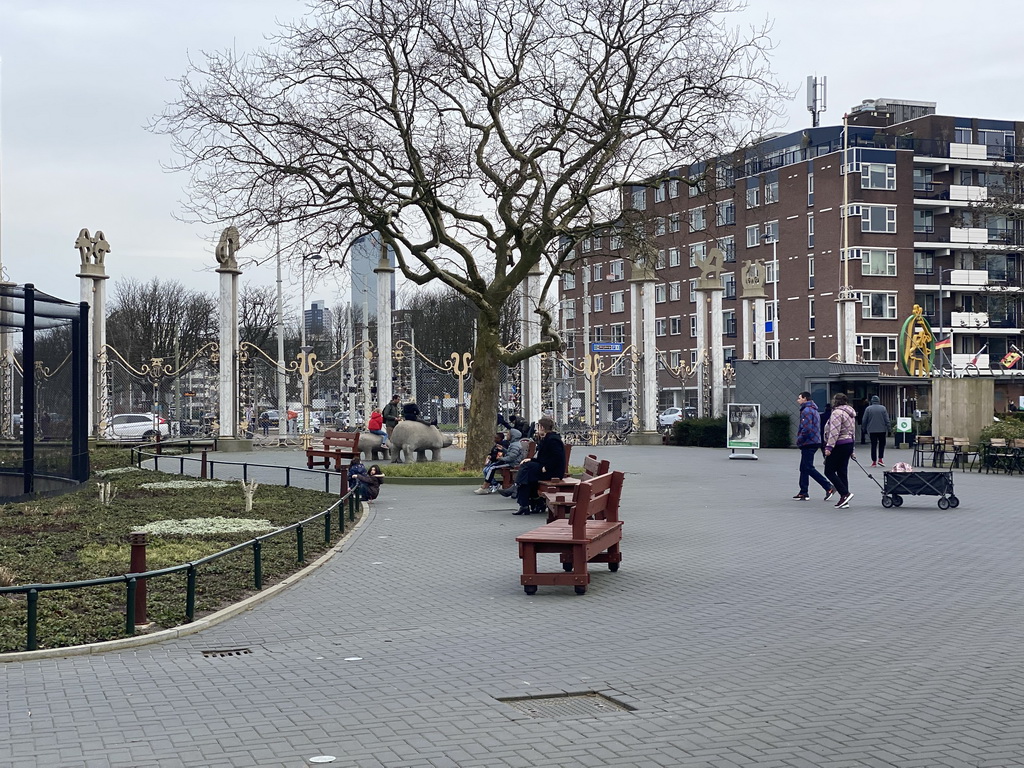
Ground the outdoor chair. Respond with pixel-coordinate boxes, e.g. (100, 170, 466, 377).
(912, 435, 936, 468)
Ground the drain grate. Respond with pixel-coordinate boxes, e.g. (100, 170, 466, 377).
(201, 648, 253, 658)
(498, 692, 634, 718)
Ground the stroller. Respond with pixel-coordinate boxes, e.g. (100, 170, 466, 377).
(855, 459, 960, 510)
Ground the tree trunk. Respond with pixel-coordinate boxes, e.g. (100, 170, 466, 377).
(464, 316, 503, 471)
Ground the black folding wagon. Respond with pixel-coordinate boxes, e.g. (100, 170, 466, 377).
(878, 470, 959, 509)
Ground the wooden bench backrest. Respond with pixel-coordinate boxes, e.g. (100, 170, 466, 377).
(569, 471, 624, 539)
(581, 454, 610, 479)
(917, 435, 935, 445)
(322, 431, 360, 451)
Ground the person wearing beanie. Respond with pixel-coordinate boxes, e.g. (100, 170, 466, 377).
(475, 429, 525, 494)
(862, 395, 891, 467)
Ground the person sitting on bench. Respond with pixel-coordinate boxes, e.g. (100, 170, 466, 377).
(512, 417, 565, 516)
(402, 401, 437, 426)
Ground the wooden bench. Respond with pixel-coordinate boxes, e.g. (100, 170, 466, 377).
(306, 431, 361, 479)
(540, 454, 610, 523)
(516, 470, 624, 595)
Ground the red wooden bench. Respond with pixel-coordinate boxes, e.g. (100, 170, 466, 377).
(540, 454, 610, 523)
(499, 439, 535, 489)
(516, 470, 624, 595)
(306, 431, 361, 481)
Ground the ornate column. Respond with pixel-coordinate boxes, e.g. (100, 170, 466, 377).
(741, 258, 768, 360)
(629, 261, 659, 438)
(522, 264, 543, 423)
(695, 248, 726, 417)
(374, 246, 394, 406)
(215, 227, 243, 445)
(75, 229, 110, 437)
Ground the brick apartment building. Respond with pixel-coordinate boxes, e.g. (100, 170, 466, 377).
(557, 98, 1024, 417)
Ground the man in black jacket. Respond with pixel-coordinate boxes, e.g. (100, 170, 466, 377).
(512, 417, 566, 515)
(382, 394, 402, 437)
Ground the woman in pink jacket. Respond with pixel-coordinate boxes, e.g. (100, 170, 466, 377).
(823, 393, 857, 508)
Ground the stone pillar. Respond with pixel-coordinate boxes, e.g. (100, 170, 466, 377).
(215, 227, 241, 442)
(839, 294, 859, 363)
(522, 266, 542, 423)
(74, 228, 110, 437)
(754, 298, 767, 360)
(740, 258, 768, 361)
(710, 290, 724, 417)
(374, 248, 394, 407)
(629, 264, 658, 434)
(694, 247, 728, 418)
(741, 300, 752, 360)
(695, 291, 707, 418)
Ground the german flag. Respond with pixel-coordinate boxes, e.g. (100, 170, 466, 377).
(934, 336, 952, 350)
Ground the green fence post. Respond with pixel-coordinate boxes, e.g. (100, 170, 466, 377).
(253, 540, 263, 589)
(26, 589, 38, 651)
(296, 525, 305, 563)
(185, 565, 197, 622)
(324, 508, 331, 544)
(125, 579, 137, 635)
(338, 504, 345, 533)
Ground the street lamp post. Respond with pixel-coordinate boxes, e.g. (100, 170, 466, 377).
(299, 254, 321, 437)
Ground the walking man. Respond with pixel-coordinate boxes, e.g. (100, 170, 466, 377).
(863, 395, 891, 467)
(794, 392, 834, 502)
(382, 394, 402, 438)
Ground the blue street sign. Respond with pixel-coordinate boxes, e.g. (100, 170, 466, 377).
(765, 321, 774, 333)
(590, 342, 624, 353)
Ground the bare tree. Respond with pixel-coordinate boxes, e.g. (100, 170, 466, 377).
(106, 278, 217, 364)
(155, 0, 781, 464)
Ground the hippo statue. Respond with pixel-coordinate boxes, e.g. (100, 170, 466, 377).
(389, 420, 454, 463)
(357, 432, 391, 462)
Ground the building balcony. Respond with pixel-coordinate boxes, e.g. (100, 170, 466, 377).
(951, 311, 989, 329)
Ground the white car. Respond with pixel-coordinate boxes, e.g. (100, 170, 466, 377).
(658, 407, 685, 427)
(103, 413, 170, 441)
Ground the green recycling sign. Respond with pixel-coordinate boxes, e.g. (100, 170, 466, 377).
(895, 417, 913, 434)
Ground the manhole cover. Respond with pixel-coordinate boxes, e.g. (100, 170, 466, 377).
(498, 692, 633, 718)
(201, 648, 253, 658)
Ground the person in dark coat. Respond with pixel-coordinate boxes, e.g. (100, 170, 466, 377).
(793, 391, 833, 501)
(512, 417, 566, 515)
(862, 395, 891, 467)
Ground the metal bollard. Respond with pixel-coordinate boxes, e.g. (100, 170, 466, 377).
(200, 449, 208, 479)
(129, 531, 148, 626)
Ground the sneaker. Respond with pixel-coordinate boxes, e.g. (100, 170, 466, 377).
(871, 461, 877, 467)
(793, 493, 809, 500)
(473, 487, 490, 495)
(836, 493, 853, 509)
(877, 460, 885, 467)
(823, 487, 836, 502)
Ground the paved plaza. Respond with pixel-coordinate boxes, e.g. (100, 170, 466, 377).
(4, 442, 1024, 767)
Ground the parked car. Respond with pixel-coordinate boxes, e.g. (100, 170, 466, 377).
(103, 413, 170, 441)
(658, 407, 685, 427)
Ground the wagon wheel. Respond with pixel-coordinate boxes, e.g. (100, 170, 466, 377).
(608, 562, 620, 572)
(574, 585, 587, 595)
(881, 495, 894, 508)
(937, 497, 950, 510)
(892, 495, 903, 507)
(948, 495, 960, 509)
(562, 562, 573, 572)
(524, 585, 537, 595)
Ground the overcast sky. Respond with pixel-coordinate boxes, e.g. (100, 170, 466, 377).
(2, 0, 1023, 308)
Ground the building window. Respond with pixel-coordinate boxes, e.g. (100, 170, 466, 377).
(913, 168, 933, 192)
(656, 250, 667, 269)
(593, 233, 602, 249)
(808, 256, 815, 290)
(610, 291, 625, 313)
(669, 316, 682, 335)
(610, 234, 622, 250)
(689, 177, 705, 197)
(954, 126, 972, 144)
(722, 272, 736, 300)
(592, 294, 604, 312)
(746, 186, 760, 209)
(765, 180, 779, 204)
(656, 319, 667, 336)
(690, 349, 698, 364)
(716, 200, 735, 226)
(913, 209, 934, 234)
(690, 315, 697, 337)
(862, 335, 898, 362)
(689, 207, 706, 232)
(764, 220, 779, 242)
(562, 300, 576, 320)
(565, 330, 575, 350)
(612, 358, 627, 376)
(581, 237, 592, 252)
(668, 248, 681, 267)
(609, 259, 624, 280)
(690, 242, 706, 267)
(592, 263, 603, 280)
(563, 272, 576, 290)
(654, 217, 666, 236)
(724, 310, 737, 337)
(746, 225, 761, 248)
(669, 213, 681, 233)
(861, 205, 897, 233)
(590, 326, 605, 342)
(861, 163, 896, 190)
(611, 324, 625, 343)
(861, 249, 897, 277)
(655, 182, 667, 203)
(807, 214, 814, 249)
(669, 281, 681, 301)
(689, 279, 696, 303)
(765, 259, 779, 284)
(670, 350, 682, 367)
(655, 284, 667, 303)
(716, 165, 734, 188)
(914, 250, 934, 276)
(669, 179, 680, 198)
(862, 292, 897, 320)
(807, 172, 814, 206)
(809, 298, 815, 331)
(631, 188, 646, 210)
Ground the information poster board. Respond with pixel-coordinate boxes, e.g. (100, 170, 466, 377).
(727, 403, 761, 450)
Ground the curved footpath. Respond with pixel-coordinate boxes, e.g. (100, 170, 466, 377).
(4, 444, 1024, 767)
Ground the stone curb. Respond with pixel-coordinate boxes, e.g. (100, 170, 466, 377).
(0, 505, 372, 664)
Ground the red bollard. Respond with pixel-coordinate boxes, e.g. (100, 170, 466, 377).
(129, 532, 148, 626)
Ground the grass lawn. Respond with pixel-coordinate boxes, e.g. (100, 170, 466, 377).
(0, 448, 358, 654)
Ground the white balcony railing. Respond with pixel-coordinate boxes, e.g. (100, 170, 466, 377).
(949, 185, 988, 202)
(949, 143, 988, 161)
(951, 311, 989, 328)
(949, 227, 989, 244)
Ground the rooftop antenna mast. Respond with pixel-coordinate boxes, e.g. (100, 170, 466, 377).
(807, 75, 826, 128)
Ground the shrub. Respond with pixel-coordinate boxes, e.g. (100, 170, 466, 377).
(979, 420, 1024, 442)
(763, 412, 792, 448)
(672, 417, 726, 447)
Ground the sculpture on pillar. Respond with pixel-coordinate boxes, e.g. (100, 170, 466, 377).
(76, 229, 111, 268)
(695, 247, 725, 290)
(215, 226, 241, 271)
(740, 259, 768, 300)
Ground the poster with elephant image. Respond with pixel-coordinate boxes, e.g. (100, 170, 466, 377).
(727, 403, 760, 450)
